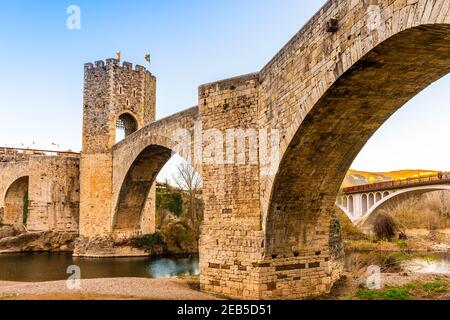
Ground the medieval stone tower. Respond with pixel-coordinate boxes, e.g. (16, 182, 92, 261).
(80, 58, 156, 237)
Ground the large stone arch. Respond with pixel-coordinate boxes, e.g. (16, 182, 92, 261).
(112, 143, 173, 236)
(264, 24, 450, 257)
(198, 0, 450, 300)
(0, 161, 30, 224)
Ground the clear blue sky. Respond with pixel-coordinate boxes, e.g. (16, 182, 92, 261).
(0, 0, 449, 175)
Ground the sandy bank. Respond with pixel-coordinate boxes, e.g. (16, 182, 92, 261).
(0, 277, 220, 300)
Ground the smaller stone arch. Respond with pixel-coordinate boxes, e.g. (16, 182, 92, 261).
(3, 176, 29, 227)
(112, 144, 173, 235)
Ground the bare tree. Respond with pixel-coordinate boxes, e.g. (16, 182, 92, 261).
(173, 162, 203, 229)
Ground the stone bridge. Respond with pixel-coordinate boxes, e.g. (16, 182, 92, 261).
(338, 173, 450, 228)
(0, 0, 445, 300)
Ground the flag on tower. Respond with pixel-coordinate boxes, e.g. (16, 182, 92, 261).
(145, 52, 151, 64)
(116, 51, 121, 61)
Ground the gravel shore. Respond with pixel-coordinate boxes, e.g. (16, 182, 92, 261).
(0, 277, 219, 300)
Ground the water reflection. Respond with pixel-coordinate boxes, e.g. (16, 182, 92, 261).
(401, 253, 450, 275)
(345, 252, 450, 275)
(0, 253, 199, 282)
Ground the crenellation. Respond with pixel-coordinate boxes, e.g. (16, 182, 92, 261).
(122, 61, 132, 70)
(94, 60, 105, 68)
(85, 59, 152, 75)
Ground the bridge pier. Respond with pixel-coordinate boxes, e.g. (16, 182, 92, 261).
(197, 74, 343, 299)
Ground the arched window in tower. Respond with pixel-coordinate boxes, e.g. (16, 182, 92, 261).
(116, 113, 138, 143)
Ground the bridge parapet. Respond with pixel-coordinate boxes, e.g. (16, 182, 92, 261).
(342, 173, 450, 194)
(0, 147, 80, 163)
(338, 174, 450, 226)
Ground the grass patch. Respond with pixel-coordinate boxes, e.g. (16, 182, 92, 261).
(422, 278, 448, 294)
(354, 284, 415, 300)
(350, 277, 449, 300)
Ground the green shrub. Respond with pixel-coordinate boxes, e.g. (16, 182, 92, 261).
(355, 285, 413, 300)
(156, 188, 183, 216)
(164, 222, 196, 249)
(22, 192, 29, 225)
(130, 232, 165, 249)
(373, 213, 398, 241)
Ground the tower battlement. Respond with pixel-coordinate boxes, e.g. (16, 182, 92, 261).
(84, 58, 150, 74)
(82, 57, 156, 154)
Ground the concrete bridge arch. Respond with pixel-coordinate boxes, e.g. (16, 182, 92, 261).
(339, 185, 450, 228)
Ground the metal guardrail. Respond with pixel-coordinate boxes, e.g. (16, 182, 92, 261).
(342, 172, 450, 194)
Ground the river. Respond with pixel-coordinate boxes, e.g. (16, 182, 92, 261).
(0, 252, 448, 282)
(0, 253, 199, 282)
(345, 251, 450, 275)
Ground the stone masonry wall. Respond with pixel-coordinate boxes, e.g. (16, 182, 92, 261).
(198, 73, 267, 298)
(0, 156, 80, 233)
(27, 157, 80, 232)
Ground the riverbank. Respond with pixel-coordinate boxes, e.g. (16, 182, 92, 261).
(319, 272, 450, 300)
(344, 228, 450, 252)
(1, 272, 448, 300)
(0, 277, 219, 300)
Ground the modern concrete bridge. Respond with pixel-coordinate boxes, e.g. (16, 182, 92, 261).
(338, 173, 450, 226)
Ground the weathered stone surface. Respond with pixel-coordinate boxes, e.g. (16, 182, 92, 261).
(0, 231, 77, 253)
(0, 155, 80, 232)
(73, 235, 153, 258)
(0, 226, 18, 239)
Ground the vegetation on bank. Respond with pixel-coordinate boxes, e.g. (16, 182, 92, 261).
(129, 163, 203, 255)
